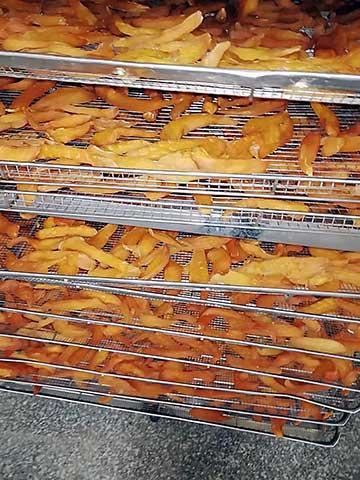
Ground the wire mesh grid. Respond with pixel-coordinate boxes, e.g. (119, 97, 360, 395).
(0, 349, 355, 432)
(0, 50, 359, 106)
(1, 87, 360, 183)
(2, 279, 360, 364)
(0, 377, 341, 447)
(0, 345, 353, 422)
(0, 366, 348, 427)
(0, 212, 360, 300)
(1, 315, 359, 395)
(1, 212, 360, 299)
(1, 273, 360, 413)
(0, 87, 359, 247)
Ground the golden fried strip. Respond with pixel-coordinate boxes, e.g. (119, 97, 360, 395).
(299, 132, 321, 176)
(160, 114, 236, 140)
(0, 213, 20, 238)
(59, 236, 140, 276)
(32, 87, 95, 111)
(10, 80, 55, 110)
(36, 225, 97, 240)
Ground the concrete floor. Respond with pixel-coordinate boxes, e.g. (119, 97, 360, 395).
(0, 391, 359, 480)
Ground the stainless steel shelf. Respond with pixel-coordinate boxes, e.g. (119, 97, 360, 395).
(0, 378, 341, 446)
(0, 87, 359, 250)
(3, 300, 360, 362)
(2, 213, 360, 299)
(2, 323, 359, 393)
(2, 276, 360, 362)
(0, 351, 346, 426)
(1, 92, 359, 181)
(1, 353, 358, 414)
(2, 311, 360, 398)
(2, 189, 359, 251)
(1, 273, 360, 412)
(0, 51, 360, 104)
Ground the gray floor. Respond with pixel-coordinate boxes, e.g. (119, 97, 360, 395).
(0, 392, 358, 480)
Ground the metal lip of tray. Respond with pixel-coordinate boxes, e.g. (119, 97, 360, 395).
(0, 378, 341, 447)
(0, 51, 360, 103)
(1, 376, 350, 427)
(1, 276, 360, 406)
(1, 189, 359, 251)
(2, 161, 360, 203)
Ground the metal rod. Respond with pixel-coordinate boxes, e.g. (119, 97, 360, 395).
(2, 305, 360, 363)
(0, 383, 340, 446)
(4, 161, 360, 184)
(2, 333, 359, 393)
(0, 377, 345, 425)
(0, 357, 355, 412)
(2, 271, 360, 300)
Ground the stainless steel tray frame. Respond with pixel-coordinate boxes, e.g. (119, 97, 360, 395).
(1, 86, 360, 249)
(0, 51, 360, 104)
(2, 273, 360, 413)
(2, 189, 359, 251)
(0, 377, 342, 446)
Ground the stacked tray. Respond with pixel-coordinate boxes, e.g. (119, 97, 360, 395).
(0, 212, 360, 446)
(0, 0, 360, 446)
(1, 51, 360, 104)
(1, 0, 360, 103)
(0, 85, 359, 250)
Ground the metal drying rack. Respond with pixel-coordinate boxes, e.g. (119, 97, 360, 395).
(0, 377, 341, 447)
(0, 51, 360, 104)
(1, 216, 360, 416)
(0, 89, 360, 250)
(0, 47, 360, 444)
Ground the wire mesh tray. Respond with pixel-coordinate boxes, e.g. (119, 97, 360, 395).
(3, 161, 360, 202)
(2, 303, 360, 405)
(4, 270, 360, 382)
(0, 51, 360, 105)
(0, 376, 348, 428)
(1, 349, 357, 415)
(3, 284, 360, 357)
(1, 306, 359, 401)
(0, 87, 359, 249)
(2, 276, 360, 363)
(0, 297, 352, 425)
(1, 275, 360, 413)
(1, 213, 360, 300)
(0, 378, 341, 447)
(0, 349, 347, 427)
(1, 90, 360, 185)
(2, 189, 360, 251)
